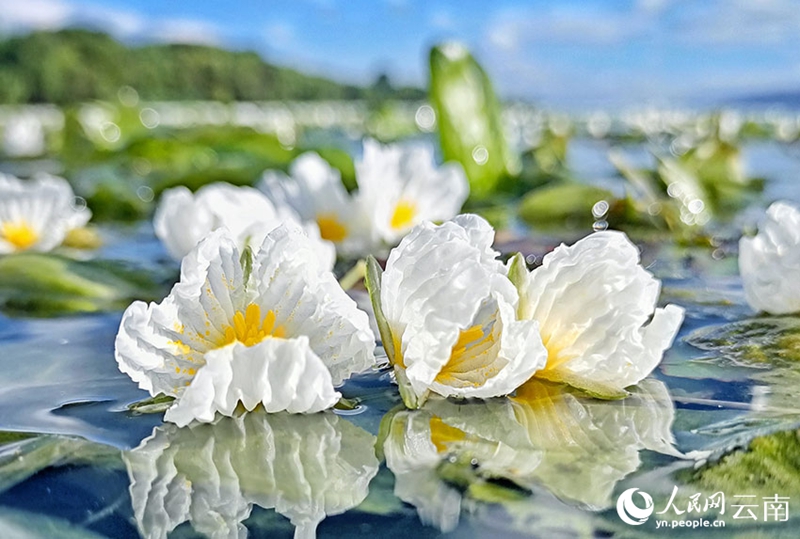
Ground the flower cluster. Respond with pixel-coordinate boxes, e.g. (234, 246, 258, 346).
(368, 214, 684, 407)
(259, 139, 469, 257)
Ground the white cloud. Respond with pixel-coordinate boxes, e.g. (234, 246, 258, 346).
(485, 6, 651, 51)
(0, 0, 222, 46)
(0, 0, 73, 31)
(675, 0, 800, 45)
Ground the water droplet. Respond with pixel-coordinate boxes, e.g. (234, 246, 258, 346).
(472, 145, 489, 165)
(137, 186, 154, 202)
(593, 220, 608, 231)
(415, 105, 436, 132)
(688, 199, 705, 215)
(100, 122, 121, 143)
(139, 108, 160, 129)
(71, 196, 87, 211)
(592, 200, 609, 219)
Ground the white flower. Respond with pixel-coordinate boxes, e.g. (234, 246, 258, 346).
(115, 225, 376, 426)
(357, 139, 469, 245)
(258, 140, 469, 258)
(370, 214, 547, 408)
(3, 113, 46, 157)
(154, 182, 334, 269)
(512, 230, 684, 397)
(0, 174, 91, 254)
(124, 411, 379, 539)
(739, 201, 800, 315)
(259, 152, 374, 257)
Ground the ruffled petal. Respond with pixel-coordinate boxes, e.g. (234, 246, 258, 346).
(163, 337, 340, 426)
(114, 297, 197, 397)
(523, 231, 684, 394)
(429, 293, 547, 398)
(251, 224, 376, 385)
(381, 215, 516, 397)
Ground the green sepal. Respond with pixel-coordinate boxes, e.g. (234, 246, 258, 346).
(239, 245, 254, 283)
(364, 256, 396, 366)
(506, 252, 529, 318)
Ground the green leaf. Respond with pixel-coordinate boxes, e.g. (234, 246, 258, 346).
(127, 393, 175, 415)
(429, 42, 515, 199)
(519, 183, 614, 229)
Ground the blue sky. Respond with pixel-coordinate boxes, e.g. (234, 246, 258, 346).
(1, 0, 798, 107)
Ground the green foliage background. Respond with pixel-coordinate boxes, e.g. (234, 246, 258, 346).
(0, 29, 425, 104)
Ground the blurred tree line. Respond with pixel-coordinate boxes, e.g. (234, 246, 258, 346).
(0, 29, 425, 104)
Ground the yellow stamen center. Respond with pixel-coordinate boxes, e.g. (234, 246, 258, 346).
(537, 328, 581, 378)
(218, 304, 286, 347)
(1, 221, 38, 250)
(429, 416, 467, 453)
(316, 213, 348, 242)
(434, 324, 498, 387)
(389, 200, 417, 230)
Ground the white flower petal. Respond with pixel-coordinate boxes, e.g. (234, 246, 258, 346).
(430, 293, 547, 399)
(522, 231, 684, 394)
(154, 182, 334, 268)
(118, 224, 374, 423)
(260, 153, 374, 258)
(739, 201, 800, 314)
(251, 224, 376, 385)
(381, 215, 516, 398)
(114, 297, 194, 396)
(171, 229, 247, 344)
(153, 186, 210, 261)
(163, 338, 340, 427)
(357, 139, 469, 244)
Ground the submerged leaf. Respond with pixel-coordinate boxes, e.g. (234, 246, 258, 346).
(0, 435, 122, 494)
(519, 183, 614, 229)
(689, 429, 800, 499)
(0, 253, 161, 316)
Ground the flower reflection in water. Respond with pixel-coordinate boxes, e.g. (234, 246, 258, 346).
(124, 411, 379, 539)
(382, 378, 683, 532)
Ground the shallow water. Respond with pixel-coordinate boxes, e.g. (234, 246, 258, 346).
(3, 139, 800, 538)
